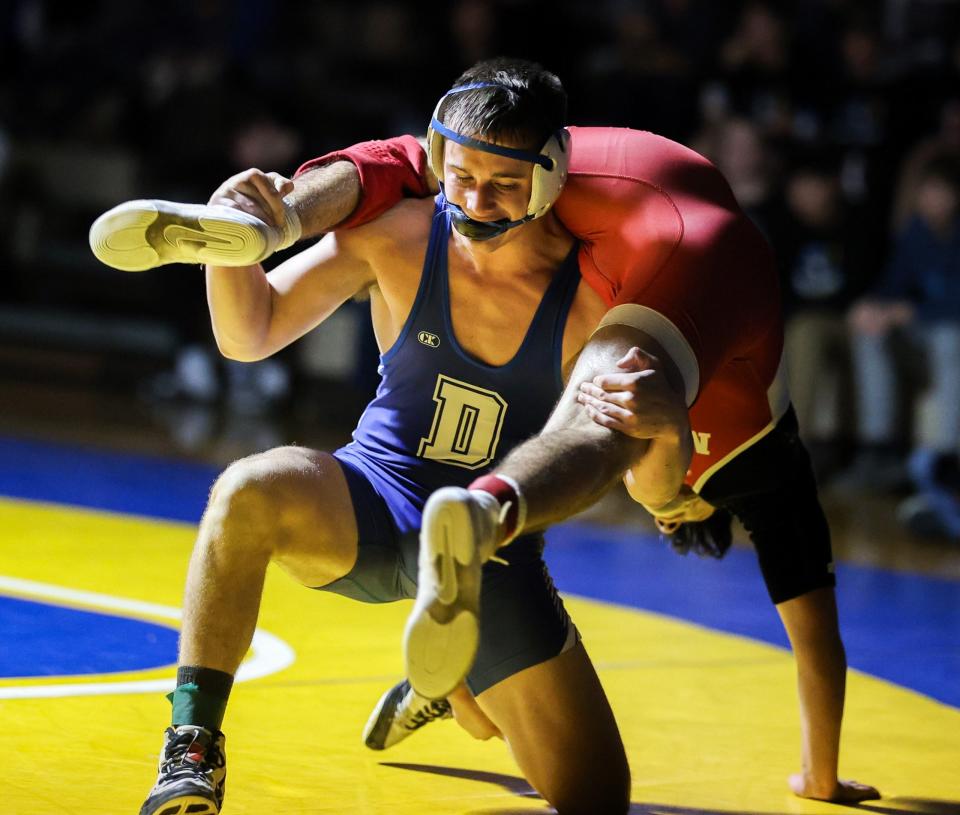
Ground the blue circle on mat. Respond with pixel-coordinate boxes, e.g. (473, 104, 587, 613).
(0, 595, 179, 677)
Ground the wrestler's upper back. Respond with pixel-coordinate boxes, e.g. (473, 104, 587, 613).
(553, 126, 771, 312)
(563, 126, 738, 209)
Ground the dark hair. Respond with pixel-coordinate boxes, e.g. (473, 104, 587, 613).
(664, 509, 734, 559)
(436, 57, 567, 151)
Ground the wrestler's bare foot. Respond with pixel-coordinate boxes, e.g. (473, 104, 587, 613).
(789, 773, 880, 802)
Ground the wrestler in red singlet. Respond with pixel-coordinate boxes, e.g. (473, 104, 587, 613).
(296, 127, 790, 492)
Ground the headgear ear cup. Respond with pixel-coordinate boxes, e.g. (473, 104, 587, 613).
(527, 128, 570, 217)
(426, 97, 446, 182)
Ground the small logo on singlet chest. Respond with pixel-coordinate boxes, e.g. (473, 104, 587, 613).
(418, 331, 440, 348)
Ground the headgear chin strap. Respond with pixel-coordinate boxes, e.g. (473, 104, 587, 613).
(441, 193, 533, 241)
(427, 81, 570, 232)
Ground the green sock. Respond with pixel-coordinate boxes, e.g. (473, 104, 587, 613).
(167, 666, 234, 731)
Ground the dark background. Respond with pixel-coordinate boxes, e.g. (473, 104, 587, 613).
(1, 0, 958, 476)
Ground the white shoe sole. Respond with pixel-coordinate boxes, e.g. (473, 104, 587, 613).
(404, 488, 482, 700)
(89, 200, 271, 271)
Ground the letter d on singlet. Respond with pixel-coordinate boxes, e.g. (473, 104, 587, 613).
(418, 375, 507, 469)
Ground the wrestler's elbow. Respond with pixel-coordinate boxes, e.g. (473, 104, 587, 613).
(622, 433, 691, 510)
(624, 467, 683, 510)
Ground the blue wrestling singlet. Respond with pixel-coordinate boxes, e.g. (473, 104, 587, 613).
(328, 196, 582, 693)
(334, 195, 580, 537)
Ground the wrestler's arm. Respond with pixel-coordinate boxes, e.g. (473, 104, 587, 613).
(201, 137, 434, 250)
(208, 232, 379, 362)
(204, 175, 380, 361)
(287, 160, 363, 236)
(576, 339, 693, 510)
(289, 135, 436, 235)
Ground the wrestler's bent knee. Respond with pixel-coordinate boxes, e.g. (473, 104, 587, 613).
(204, 447, 307, 552)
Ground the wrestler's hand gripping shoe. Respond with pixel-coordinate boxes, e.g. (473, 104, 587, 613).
(403, 487, 502, 699)
(362, 678, 453, 750)
(89, 199, 300, 272)
(139, 725, 226, 815)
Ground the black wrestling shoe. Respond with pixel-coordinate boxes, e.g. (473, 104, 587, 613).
(362, 678, 452, 750)
(139, 725, 226, 815)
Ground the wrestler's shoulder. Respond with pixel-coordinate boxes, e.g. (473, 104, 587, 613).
(343, 197, 435, 251)
(376, 196, 436, 226)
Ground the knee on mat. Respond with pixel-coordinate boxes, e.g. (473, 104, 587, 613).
(545, 763, 631, 815)
(549, 786, 631, 815)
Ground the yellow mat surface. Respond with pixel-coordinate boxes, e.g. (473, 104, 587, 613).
(1, 498, 957, 814)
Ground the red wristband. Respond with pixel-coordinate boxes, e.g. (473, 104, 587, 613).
(468, 474, 525, 542)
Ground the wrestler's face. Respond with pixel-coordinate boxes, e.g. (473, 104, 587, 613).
(442, 138, 535, 248)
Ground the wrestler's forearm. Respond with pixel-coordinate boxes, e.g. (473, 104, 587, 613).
(501, 423, 647, 532)
(793, 633, 846, 794)
(287, 136, 436, 238)
(776, 588, 847, 798)
(288, 161, 362, 238)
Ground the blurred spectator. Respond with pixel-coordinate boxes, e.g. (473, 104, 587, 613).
(776, 153, 879, 478)
(717, 1, 797, 138)
(824, 16, 900, 216)
(578, 0, 718, 139)
(892, 97, 960, 230)
(693, 116, 781, 237)
(844, 157, 960, 524)
(449, 0, 497, 67)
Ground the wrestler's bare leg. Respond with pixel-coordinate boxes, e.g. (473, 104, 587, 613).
(141, 446, 361, 815)
(498, 322, 690, 529)
(477, 643, 630, 815)
(179, 446, 360, 673)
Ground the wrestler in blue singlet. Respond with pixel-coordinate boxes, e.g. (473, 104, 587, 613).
(326, 196, 581, 693)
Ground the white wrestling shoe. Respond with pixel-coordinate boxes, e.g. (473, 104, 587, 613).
(89, 200, 287, 272)
(362, 678, 452, 750)
(403, 487, 501, 700)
